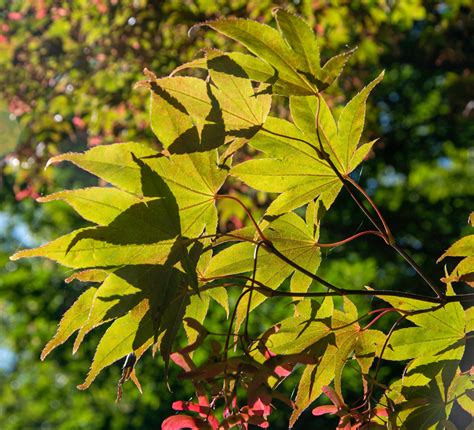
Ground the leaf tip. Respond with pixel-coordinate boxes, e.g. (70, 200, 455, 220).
(9, 249, 26, 261)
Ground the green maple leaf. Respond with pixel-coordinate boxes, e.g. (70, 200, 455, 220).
(438, 233, 474, 287)
(378, 286, 465, 361)
(231, 72, 382, 215)
(379, 286, 469, 428)
(11, 143, 228, 387)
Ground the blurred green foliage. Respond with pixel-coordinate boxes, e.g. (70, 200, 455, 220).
(0, 0, 472, 429)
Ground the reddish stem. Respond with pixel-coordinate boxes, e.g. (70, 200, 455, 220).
(346, 176, 393, 243)
(215, 194, 268, 242)
(317, 230, 386, 248)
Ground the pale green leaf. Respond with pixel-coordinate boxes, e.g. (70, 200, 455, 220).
(38, 187, 145, 226)
(317, 49, 356, 91)
(290, 344, 338, 427)
(77, 299, 153, 390)
(443, 256, 474, 286)
(207, 52, 271, 133)
(210, 51, 309, 96)
(269, 297, 332, 355)
(335, 71, 384, 172)
(149, 57, 270, 153)
(40, 287, 97, 360)
(438, 234, 474, 261)
(65, 268, 109, 284)
(231, 117, 341, 214)
(47, 142, 157, 195)
(383, 326, 463, 361)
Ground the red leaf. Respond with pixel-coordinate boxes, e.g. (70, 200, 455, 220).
(172, 400, 210, 415)
(322, 385, 345, 410)
(162, 415, 214, 430)
(170, 352, 195, 372)
(312, 405, 338, 416)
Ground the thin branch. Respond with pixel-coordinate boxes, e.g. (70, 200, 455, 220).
(244, 241, 263, 342)
(313, 93, 444, 299)
(200, 274, 444, 304)
(215, 194, 267, 242)
(391, 242, 443, 298)
(223, 289, 252, 362)
(346, 176, 393, 241)
(317, 230, 386, 248)
(262, 241, 344, 294)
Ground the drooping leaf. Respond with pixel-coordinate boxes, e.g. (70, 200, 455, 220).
(40, 287, 97, 360)
(37, 187, 146, 226)
(77, 299, 154, 390)
(47, 142, 157, 195)
(438, 234, 474, 261)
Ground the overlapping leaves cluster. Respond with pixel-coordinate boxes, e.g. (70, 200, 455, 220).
(11, 10, 473, 429)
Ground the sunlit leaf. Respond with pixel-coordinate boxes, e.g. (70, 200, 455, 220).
(38, 187, 146, 226)
(40, 287, 97, 360)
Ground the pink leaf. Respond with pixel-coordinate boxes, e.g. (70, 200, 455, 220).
(312, 405, 339, 416)
(322, 385, 345, 410)
(162, 415, 214, 430)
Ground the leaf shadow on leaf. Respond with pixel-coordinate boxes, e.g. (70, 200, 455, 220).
(397, 358, 462, 428)
(305, 335, 335, 393)
(65, 155, 181, 251)
(398, 381, 445, 428)
(296, 69, 331, 92)
(295, 300, 331, 342)
(207, 54, 279, 90)
(162, 80, 226, 154)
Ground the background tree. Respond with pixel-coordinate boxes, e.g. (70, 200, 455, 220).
(0, 1, 472, 429)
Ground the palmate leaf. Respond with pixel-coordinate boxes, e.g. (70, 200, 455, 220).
(438, 233, 474, 287)
(12, 148, 226, 268)
(11, 143, 228, 386)
(268, 297, 384, 426)
(385, 346, 466, 429)
(377, 286, 468, 428)
(290, 71, 384, 173)
(231, 73, 382, 215)
(377, 286, 465, 361)
(231, 117, 340, 215)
